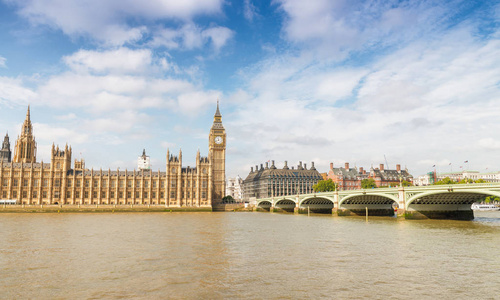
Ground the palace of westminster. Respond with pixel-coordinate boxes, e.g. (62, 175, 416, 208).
(0, 105, 226, 207)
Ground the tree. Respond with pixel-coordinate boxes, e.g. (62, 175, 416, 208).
(312, 179, 336, 192)
(434, 177, 457, 185)
(222, 195, 235, 204)
(361, 178, 377, 189)
(401, 180, 413, 187)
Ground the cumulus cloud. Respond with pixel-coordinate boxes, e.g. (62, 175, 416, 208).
(244, 0, 258, 22)
(6, 0, 225, 45)
(63, 48, 153, 74)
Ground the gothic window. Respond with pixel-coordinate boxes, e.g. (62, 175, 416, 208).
(66, 191, 71, 198)
(160, 192, 164, 198)
(152, 181, 157, 188)
(67, 179, 72, 186)
(2, 179, 7, 187)
(152, 192, 156, 199)
(127, 192, 131, 198)
(13, 179, 18, 187)
(84, 191, 89, 199)
(54, 179, 60, 187)
(119, 180, 124, 188)
(110, 191, 115, 198)
(75, 191, 80, 198)
(119, 191, 123, 198)
(171, 180, 176, 188)
(170, 191, 175, 198)
(93, 180, 98, 188)
(144, 181, 149, 188)
(43, 191, 47, 199)
(32, 191, 37, 198)
(56, 162, 60, 169)
(12, 191, 17, 198)
(144, 192, 148, 198)
(136, 181, 140, 189)
(202, 191, 206, 199)
(93, 191, 97, 198)
(102, 180, 107, 188)
(23, 179, 28, 187)
(22, 191, 27, 198)
(110, 180, 115, 188)
(202, 168, 207, 174)
(127, 180, 132, 188)
(135, 191, 140, 198)
(101, 192, 106, 198)
(202, 180, 207, 188)
(85, 180, 89, 188)
(171, 167, 176, 173)
(76, 179, 81, 187)
(160, 181, 165, 188)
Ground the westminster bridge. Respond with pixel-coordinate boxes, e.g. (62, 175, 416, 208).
(255, 183, 500, 220)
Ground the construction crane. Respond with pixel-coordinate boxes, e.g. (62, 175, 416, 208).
(384, 154, 390, 170)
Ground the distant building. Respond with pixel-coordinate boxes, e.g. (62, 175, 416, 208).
(415, 170, 500, 185)
(242, 160, 322, 202)
(226, 176, 243, 201)
(137, 149, 151, 170)
(326, 162, 363, 190)
(369, 164, 413, 187)
(0, 104, 226, 207)
(0, 133, 11, 163)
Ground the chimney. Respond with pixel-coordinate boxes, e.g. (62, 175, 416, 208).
(260, 164, 263, 170)
(330, 162, 333, 170)
(310, 162, 316, 170)
(283, 161, 289, 169)
(359, 167, 364, 173)
(251, 167, 253, 172)
(265, 162, 269, 169)
(380, 164, 384, 171)
(396, 164, 401, 172)
(304, 163, 307, 170)
(299, 161, 303, 169)
(345, 162, 349, 170)
(255, 165, 258, 171)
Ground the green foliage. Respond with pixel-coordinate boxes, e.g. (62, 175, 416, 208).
(361, 178, 377, 189)
(222, 195, 235, 204)
(434, 177, 456, 185)
(434, 177, 487, 185)
(312, 179, 337, 192)
(483, 196, 500, 203)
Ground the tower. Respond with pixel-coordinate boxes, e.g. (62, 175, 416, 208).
(0, 133, 12, 162)
(138, 149, 151, 170)
(208, 100, 226, 205)
(13, 106, 37, 163)
(0, 132, 11, 162)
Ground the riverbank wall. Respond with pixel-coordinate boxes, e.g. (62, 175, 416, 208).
(0, 204, 212, 213)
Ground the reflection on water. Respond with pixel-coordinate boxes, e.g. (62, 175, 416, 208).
(1, 212, 499, 299)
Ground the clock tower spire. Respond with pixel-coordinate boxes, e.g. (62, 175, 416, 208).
(209, 100, 226, 206)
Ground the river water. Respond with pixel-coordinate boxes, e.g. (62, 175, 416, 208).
(1, 211, 499, 299)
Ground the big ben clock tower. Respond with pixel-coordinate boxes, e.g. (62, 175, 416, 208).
(209, 100, 226, 205)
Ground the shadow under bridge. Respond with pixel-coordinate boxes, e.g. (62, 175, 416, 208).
(339, 194, 397, 216)
(299, 197, 335, 214)
(406, 190, 500, 220)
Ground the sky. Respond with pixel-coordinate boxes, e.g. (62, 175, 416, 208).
(0, 0, 499, 179)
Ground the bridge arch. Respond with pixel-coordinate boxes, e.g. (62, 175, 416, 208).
(405, 189, 500, 209)
(299, 195, 336, 207)
(257, 200, 272, 208)
(339, 193, 399, 206)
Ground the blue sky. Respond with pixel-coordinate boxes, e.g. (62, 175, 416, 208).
(0, 0, 499, 178)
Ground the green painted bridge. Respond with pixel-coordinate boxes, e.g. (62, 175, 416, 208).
(255, 183, 500, 220)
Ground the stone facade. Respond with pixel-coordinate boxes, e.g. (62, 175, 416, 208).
(326, 162, 413, 189)
(226, 176, 243, 201)
(0, 105, 226, 208)
(242, 160, 322, 201)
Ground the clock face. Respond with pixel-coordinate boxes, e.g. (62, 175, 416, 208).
(215, 136, 223, 144)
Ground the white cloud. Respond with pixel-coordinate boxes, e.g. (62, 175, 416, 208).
(479, 138, 500, 150)
(151, 23, 234, 52)
(0, 76, 37, 105)
(0, 56, 6, 68)
(7, 0, 225, 45)
(244, 0, 258, 22)
(63, 48, 152, 74)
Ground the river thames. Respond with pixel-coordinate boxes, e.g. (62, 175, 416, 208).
(1, 212, 499, 299)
